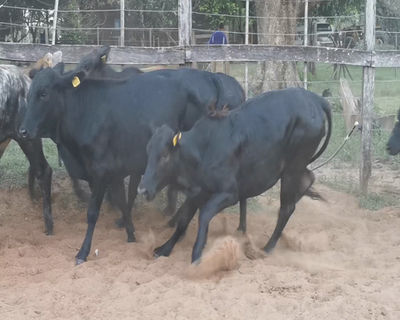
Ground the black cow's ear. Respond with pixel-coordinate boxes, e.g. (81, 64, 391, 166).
(97, 45, 111, 64)
(60, 70, 85, 89)
(53, 62, 65, 75)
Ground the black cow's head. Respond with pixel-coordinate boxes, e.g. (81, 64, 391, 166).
(387, 109, 400, 155)
(138, 124, 181, 201)
(75, 45, 110, 78)
(19, 62, 84, 140)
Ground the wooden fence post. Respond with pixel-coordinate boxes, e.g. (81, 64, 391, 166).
(120, 0, 125, 46)
(51, 0, 59, 45)
(303, 0, 308, 90)
(360, 0, 376, 194)
(178, 0, 192, 67)
(191, 31, 198, 69)
(149, 28, 152, 47)
(244, 0, 249, 98)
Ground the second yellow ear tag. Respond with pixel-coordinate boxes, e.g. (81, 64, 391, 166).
(72, 76, 80, 87)
(172, 132, 182, 147)
(101, 55, 107, 64)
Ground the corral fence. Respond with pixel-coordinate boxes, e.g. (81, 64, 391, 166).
(0, 0, 399, 195)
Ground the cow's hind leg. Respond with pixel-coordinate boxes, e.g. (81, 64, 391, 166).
(154, 198, 198, 258)
(162, 186, 178, 216)
(110, 178, 136, 243)
(17, 139, 53, 235)
(297, 169, 326, 202)
(71, 178, 91, 203)
(28, 165, 38, 200)
(263, 174, 297, 254)
(237, 199, 247, 233)
(0, 138, 11, 159)
(105, 186, 117, 210)
(114, 175, 137, 229)
(167, 201, 184, 228)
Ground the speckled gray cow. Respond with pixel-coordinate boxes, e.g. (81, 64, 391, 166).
(0, 65, 53, 235)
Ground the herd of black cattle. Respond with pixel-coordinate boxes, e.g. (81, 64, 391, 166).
(1, 44, 400, 266)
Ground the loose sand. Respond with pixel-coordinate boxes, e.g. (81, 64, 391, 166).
(0, 181, 399, 320)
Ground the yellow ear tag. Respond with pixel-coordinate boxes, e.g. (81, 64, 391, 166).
(172, 132, 182, 147)
(101, 55, 107, 64)
(72, 76, 80, 88)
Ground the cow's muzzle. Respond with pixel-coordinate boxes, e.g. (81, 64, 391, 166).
(137, 185, 155, 201)
(19, 127, 30, 140)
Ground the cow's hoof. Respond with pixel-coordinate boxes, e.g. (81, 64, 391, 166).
(191, 258, 201, 266)
(114, 218, 125, 229)
(127, 234, 136, 243)
(263, 244, 275, 255)
(75, 258, 85, 266)
(236, 227, 246, 234)
(154, 246, 170, 258)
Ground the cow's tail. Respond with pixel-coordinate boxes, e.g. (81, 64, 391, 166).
(210, 73, 227, 110)
(309, 99, 332, 164)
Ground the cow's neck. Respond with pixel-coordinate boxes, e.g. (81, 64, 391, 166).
(55, 87, 106, 150)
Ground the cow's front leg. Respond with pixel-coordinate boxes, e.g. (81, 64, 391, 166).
(191, 192, 237, 264)
(76, 179, 108, 265)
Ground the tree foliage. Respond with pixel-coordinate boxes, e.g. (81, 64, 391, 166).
(2, 0, 400, 45)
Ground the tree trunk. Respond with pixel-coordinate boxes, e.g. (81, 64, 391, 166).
(252, 0, 302, 94)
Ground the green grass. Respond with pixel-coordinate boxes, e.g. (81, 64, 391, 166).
(0, 139, 67, 189)
(318, 175, 398, 211)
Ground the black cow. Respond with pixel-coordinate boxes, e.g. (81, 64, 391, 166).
(66, 46, 161, 211)
(386, 109, 400, 155)
(74, 45, 246, 228)
(137, 87, 332, 264)
(19, 62, 232, 265)
(0, 65, 53, 235)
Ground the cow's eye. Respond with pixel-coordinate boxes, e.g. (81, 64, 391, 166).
(84, 65, 89, 71)
(41, 91, 47, 98)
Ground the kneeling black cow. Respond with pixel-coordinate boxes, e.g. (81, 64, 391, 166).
(138, 87, 332, 264)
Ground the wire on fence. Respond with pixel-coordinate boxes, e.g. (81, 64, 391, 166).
(192, 11, 363, 20)
(1, 5, 177, 14)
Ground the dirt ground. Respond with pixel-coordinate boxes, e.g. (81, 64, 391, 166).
(0, 179, 400, 320)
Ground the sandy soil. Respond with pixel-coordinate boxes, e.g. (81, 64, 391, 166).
(0, 180, 400, 320)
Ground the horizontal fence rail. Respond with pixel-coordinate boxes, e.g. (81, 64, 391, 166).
(1, 42, 400, 67)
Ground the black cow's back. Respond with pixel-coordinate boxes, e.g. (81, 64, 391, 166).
(182, 88, 329, 199)
(59, 73, 188, 179)
(146, 68, 245, 130)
